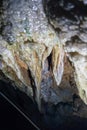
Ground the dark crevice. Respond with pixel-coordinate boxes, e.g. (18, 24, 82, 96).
(47, 52, 53, 71)
(66, 35, 86, 44)
(27, 68, 36, 102)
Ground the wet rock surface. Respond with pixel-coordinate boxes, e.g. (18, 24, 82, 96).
(0, 0, 87, 124)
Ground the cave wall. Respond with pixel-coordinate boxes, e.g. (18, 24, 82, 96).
(0, 0, 87, 113)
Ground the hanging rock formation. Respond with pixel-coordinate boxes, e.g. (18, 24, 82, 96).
(0, 0, 87, 116)
(45, 0, 87, 106)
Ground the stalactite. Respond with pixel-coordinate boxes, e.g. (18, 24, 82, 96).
(52, 45, 65, 86)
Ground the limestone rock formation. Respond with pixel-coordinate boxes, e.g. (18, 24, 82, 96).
(0, 0, 87, 117)
(0, 0, 64, 111)
(45, 0, 87, 106)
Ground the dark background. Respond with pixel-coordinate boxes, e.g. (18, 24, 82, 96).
(0, 93, 37, 130)
(0, 81, 87, 130)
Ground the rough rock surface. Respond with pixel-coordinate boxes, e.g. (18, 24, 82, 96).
(0, 0, 87, 118)
(45, 0, 87, 105)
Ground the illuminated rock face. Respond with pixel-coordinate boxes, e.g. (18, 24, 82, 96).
(45, 0, 87, 105)
(0, 0, 87, 113)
